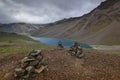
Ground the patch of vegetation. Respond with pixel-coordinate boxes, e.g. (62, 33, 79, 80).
(0, 32, 33, 42)
(91, 20, 111, 32)
(0, 32, 54, 54)
(0, 42, 52, 54)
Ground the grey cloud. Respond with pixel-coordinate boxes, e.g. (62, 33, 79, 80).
(0, 0, 102, 24)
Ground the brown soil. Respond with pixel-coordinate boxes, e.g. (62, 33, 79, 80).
(0, 49, 120, 80)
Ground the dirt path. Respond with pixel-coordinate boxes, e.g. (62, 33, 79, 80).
(0, 49, 120, 80)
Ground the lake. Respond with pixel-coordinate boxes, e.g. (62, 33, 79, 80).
(31, 37, 92, 48)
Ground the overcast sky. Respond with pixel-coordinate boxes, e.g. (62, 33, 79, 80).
(0, 0, 104, 24)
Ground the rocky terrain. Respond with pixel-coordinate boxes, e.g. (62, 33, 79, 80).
(0, 49, 120, 80)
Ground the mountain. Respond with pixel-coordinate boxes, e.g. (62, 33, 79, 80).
(35, 0, 120, 45)
(0, 23, 43, 35)
(0, 0, 120, 45)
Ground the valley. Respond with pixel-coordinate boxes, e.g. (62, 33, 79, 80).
(0, 0, 120, 80)
(0, 0, 120, 45)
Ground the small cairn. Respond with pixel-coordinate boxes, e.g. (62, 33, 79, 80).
(57, 41, 64, 50)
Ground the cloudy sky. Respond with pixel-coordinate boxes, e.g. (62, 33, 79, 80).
(0, 0, 104, 24)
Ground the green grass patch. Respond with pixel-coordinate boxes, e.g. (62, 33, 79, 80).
(0, 32, 34, 42)
(0, 43, 53, 54)
(0, 32, 54, 54)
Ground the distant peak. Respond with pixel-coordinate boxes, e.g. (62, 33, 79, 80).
(97, 0, 119, 10)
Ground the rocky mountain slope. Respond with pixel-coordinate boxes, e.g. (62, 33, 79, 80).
(36, 0, 120, 45)
(0, 0, 120, 45)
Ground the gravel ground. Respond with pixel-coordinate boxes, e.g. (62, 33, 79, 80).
(0, 49, 120, 80)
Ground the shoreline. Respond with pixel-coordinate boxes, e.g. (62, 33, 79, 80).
(91, 45, 120, 50)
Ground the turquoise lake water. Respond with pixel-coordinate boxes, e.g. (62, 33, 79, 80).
(31, 37, 92, 48)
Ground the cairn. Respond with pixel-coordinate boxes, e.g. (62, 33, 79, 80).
(14, 50, 47, 79)
(57, 41, 64, 50)
(69, 42, 84, 58)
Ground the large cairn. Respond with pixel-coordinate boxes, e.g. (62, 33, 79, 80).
(69, 42, 84, 58)
(14, 50, 47, 79)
